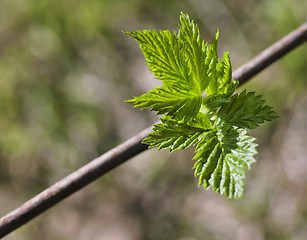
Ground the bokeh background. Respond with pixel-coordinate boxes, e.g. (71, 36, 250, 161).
(0, 0, 306, 239)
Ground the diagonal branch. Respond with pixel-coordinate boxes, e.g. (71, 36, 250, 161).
(0, 22, 306, 238)
(233, 22, 307, 84)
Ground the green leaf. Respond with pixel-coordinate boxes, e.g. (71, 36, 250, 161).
(125, 13, 234, 123)
(127, 86, 202, 123)
(125, 12, 278, 200)
(193, 126, 257, 199)
(177, 12, 210, 92)
(143, 116, 209, 151)
(216, 90, 279, 129)
(203, 51, 239, 110)
(125, 29, 191, 90)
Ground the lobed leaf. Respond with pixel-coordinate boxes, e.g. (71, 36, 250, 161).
(125, 29, 190, 90)
(127, 86, 202, 123)
(143, 117, 209, 151)
(126, 12, 278, 200)
(193, 126, 257, 199)
(216, 90, 279, 129)
(177, 12, 210, 92)
(125, 13, 235, 123)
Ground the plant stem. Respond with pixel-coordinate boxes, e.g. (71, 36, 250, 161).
(233, 22, 307, 84)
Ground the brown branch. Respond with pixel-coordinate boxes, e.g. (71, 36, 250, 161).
(233, 22, 307, 84)
(0, 22, 306, 238)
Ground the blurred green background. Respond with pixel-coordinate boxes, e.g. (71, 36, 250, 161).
(0, 0, 306, 239)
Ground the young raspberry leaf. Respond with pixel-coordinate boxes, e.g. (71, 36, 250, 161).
(216, 90, 279, 129)
(193, 126, 257, 199)
(125, 13, 232, 123)
(125, 12, 278, 200)
(128, 86, 202, 123)
(143, 116, 210, 152)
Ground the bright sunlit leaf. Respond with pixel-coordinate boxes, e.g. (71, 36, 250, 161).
(125, 12, 278, 199)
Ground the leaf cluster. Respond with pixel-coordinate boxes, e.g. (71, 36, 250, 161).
(125, 13, 278, 199)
